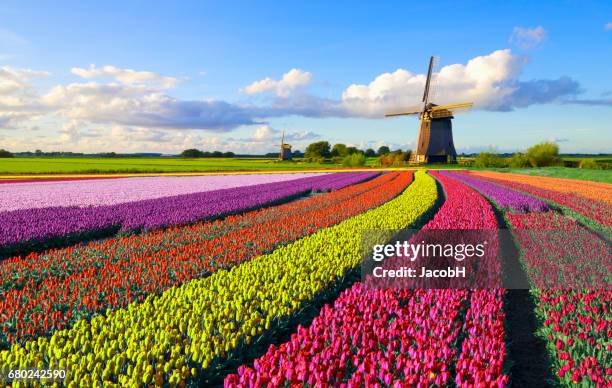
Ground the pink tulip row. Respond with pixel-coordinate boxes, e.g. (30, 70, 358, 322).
(430, 171, 507, 387)
(455, 289, 508, 387)
(426, 171, 498, 229)
(225, 171, 510, 387)
(225, 286, 469, 387)
(368, 171, 503, 290)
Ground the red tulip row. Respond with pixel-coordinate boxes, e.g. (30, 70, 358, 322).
(505, 211, 611, 386)
(0, 172, 412, 348)
(506, 212, 611, 289)
(226, 171, 510, 387)
(461, 173, 611, 386)
(533, 289, 611, 386)
(466, 171, 611, 227)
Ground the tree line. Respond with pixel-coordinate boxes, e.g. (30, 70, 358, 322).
(180, 149, 236, 158)
(304, 141, 394, 158)
(303, 141, 411, 167)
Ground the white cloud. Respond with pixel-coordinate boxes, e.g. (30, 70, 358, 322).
(110, 126, 170, 142)
(250, 125, 320, 143)
(244, 68, 312, 97)
(0, 53, 591, 153)
(71, 65, 179, 88)
(0, 66, 49, 128)
(509, 26, 547, 49)
(252, 93, 346, 118)
(340, 49, 579, 116)
(3, 54, 583, 136)
(605, 22, 612, 31)
(58, 120, 83, 142)
(0, 67, 48, 96)
(252, 125, 277, 140)
(41, 82, 260, 131)
(287, 130, 320, 142)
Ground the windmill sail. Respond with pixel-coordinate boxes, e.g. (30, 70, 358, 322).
(422, 56, 437, 106)
(430, 103, 473, 111)
(385, 109, 422, 117)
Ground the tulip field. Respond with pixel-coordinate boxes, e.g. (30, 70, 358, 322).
(0, 169, 610, 387)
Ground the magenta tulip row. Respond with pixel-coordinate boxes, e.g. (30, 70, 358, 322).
(441, 171, 550, 213)
(225, 286, 470, 387)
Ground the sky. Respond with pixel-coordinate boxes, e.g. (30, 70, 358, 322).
(0, 0, 611, 154)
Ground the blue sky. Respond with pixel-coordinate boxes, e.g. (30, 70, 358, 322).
(1, 0, 611, 154)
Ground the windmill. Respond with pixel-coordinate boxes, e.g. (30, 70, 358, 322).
(277, 130, 292, 160)
(385, 56, 473, 163)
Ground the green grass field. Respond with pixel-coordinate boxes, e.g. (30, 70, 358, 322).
(490, 167, 611, 184)
(0, 157, 369, 174)
(0, 157, 609, 183)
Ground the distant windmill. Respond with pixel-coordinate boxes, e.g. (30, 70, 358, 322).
(277, 130, 292, 160)
(385, 56, 473, 163)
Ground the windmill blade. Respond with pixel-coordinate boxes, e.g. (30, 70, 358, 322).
(422, 56, 438, 105)
(429, 102, 473, 112)
(430, 103, 473, 119)
(427, 58, 440, 104)
(385, 110, 422, 117)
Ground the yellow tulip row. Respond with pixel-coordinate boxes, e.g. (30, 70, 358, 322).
(1, 171, 438, 387)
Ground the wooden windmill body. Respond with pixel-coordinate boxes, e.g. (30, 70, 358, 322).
(386, 57, 473, 164)
(277, 130, 292, 160)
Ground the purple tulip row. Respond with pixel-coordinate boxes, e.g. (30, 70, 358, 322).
(0, 172, 378, 255)
(441, 171, 550, 213)
(0, 173, 327, 212)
